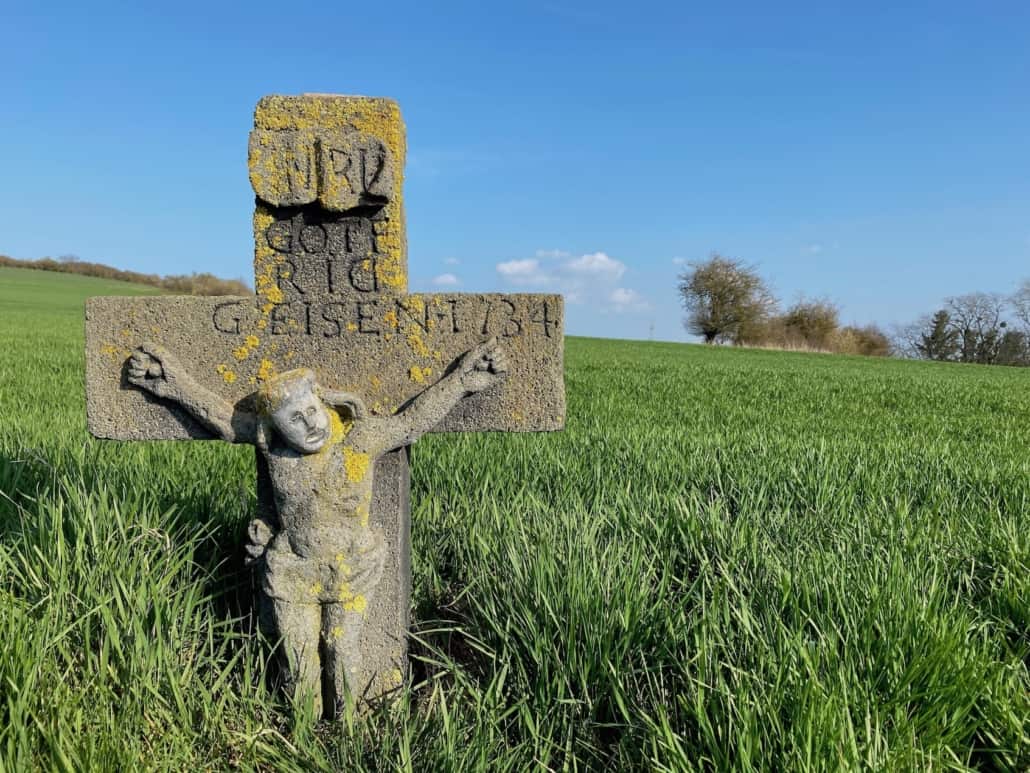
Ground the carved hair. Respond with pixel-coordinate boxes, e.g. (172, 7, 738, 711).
(255, 368, 317, 416)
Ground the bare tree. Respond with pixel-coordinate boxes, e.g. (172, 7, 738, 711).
(1011, 279, 1030, 333)
(890, 317, 926, 359)
(945, 292, 1007, 364)
(678, 254, 777, 344)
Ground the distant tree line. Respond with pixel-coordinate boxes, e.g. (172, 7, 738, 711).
(895, 284, 1030, 367)
(678, 254, 1030, 367)
(677, 254, 890, 357)
(0, 253, 251, 296)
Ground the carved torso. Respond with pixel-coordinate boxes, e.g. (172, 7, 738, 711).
(260, 411, 388, 605)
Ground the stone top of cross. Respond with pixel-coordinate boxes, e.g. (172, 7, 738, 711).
(248, 94, 408, 302)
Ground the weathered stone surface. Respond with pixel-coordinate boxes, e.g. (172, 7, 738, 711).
(249, 95, 406, 293)
(248, 129, 319, 207)
(84, 93, 565, 719)
(249, 129, 395, 212)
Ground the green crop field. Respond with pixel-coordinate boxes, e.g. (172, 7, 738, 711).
(1, 265, 1028, 771)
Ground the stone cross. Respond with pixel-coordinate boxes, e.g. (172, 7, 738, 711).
(85, 94, 564, 718)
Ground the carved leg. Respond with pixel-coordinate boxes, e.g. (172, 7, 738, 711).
(321, 602, 366, 717)
(271, 599, 324, 717)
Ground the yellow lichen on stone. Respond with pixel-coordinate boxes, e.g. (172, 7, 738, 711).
(233, 345, 250, 361)
(222, 370, 237, 384)
(252, 96, 407, 292)
(355, 500, 370, 527)
(319, 408, 353, 451)
(374, 220, 406, 290)
(253, 206, 288, 311)
(408, 365, 432, 383)
(245, 335, 260, 348)
(383, 309, 399, 329)
(339, 585, 353, 603)
(248, 128, 318, 205)
(342, 594, 367, 614)
(343, 447, 370, 483)
(100, 343, 127, 360)
(257, 359, 277, 382)
(406, 329, 432, 358)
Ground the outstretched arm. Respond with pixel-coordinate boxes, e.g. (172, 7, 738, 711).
(127, 343, 257, 444)
(375, 338, 508, 452)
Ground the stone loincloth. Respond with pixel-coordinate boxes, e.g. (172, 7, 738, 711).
(262, 533, 385, 605)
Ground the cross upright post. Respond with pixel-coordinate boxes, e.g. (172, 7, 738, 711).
(85, 94, 565, 718)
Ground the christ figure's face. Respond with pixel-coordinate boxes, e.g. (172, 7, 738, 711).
(271, 388, 331, 454)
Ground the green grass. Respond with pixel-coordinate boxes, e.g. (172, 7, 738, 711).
(1, 266, 1028, 771)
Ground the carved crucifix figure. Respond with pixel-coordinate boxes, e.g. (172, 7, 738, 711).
(85, 94, 565, 718)
(125, 338, 506, 714)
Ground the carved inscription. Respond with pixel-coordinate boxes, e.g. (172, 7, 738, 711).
(213, 301, 245, 334)
(248, 130, 319, 207)
(250, 129, 394, 212)
(319, 134, 393, 211)
(263, 212, 388, 297)
(210, 297, 559, 340)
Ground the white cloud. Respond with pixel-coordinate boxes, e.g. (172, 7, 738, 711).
(805, 243, 824, 255)
(609, 287, 649, 312)
(565, 251, 626, 281)
(496, 258, 551, 285)
(671, 257, 687, 265)
(496, 258, 539, 276)
(444, 257, 460, 266)
(431, 273, 461, 287)
(496, 249, 647, 312)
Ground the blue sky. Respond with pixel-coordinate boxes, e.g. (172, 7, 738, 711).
(2, 1, 1028, 341)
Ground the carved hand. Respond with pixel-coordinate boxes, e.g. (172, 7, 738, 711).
(458, 337, 509, 394)
(127, 342, 184, 399)
(243, 518, 274, 566)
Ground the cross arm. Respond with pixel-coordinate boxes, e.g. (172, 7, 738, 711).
(126, 343, 258, 444)
(363, 338, 508, 453)
(85, 293, 564, 442)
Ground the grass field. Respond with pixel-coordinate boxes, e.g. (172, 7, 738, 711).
(1, 264, 1028, 771)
